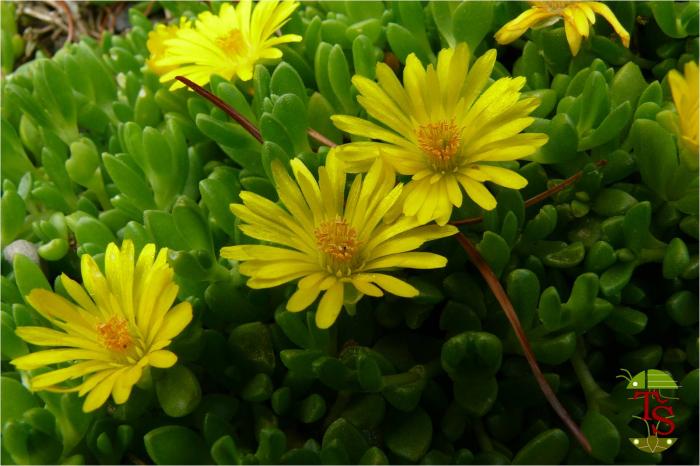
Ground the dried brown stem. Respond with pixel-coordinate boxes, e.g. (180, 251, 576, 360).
(450, 159, 608, 226)
(55, 1, 75, 42)
(455, 232, 591, 453)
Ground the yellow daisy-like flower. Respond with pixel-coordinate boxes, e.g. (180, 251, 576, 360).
(331, 44, 548, 225)
(494, 1, 630, 56)
(221, 155, 457, 329)
(153, 0, 302, 89)
(668, 61, 699, 157)
(146, 21, 188, 76)
(11, 241, 193, 412)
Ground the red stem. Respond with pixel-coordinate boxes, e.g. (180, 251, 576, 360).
(450, 160, 607, 226)
(455, 232, 591, 453)
(176, 76, 264, 143)
(176, 76, 337, 149)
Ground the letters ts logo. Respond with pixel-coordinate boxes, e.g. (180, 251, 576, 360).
(618, 369, 680, 454)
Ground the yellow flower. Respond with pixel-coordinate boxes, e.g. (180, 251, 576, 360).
(11, 241, 193, 412)
(668, 61, 699, 157)
(494, 1, 630, 56)
(153, 0, 302, 89)
(331, 44, 548, 225)
(221, 155, 456, 329)
(146, 21, 188, 76)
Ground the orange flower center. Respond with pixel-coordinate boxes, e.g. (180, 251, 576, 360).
(97, 316, 132, 352)
(417, 120, 462, 170)
(216, 29, 248, 56)
(315, 217, 358, 263)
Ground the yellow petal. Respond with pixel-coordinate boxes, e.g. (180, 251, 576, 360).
(239, 191, 313, 245)
(564, 20, 583, 56)
(470, 165, 528, 189)
(239, 260, 319, 280)
(298, 272, 335, 290)
(315, 282, 344, 329)
(60, 274, 99, 316)
(119, 241, 135, 323)
(353, 75, 414, 136)
(350, 277, 384, 297)
(458, 175, 497, 210)
(445, 175, 463, 207)
(494, 8, 557, 44)
(83, 369, 123, 412)
(25, 289, 97, 335)
(331, 115, 415, 149)
(366, 224, 457, 259)
(365, 252, 448, 270)
(148, 350, 178, 368)
(287, 286, 323, 312)
(332, 143, 383, 173)
(588, 2, 630, 47)
(152, 302, 193, 345)
(360, 273, 419, 298)
(134, 244, 157, 311)
(375, 62, 411, 113)
(15, 326, 101, 351)
(112, 364, 144, 405)
(12, 348, 108, 371)
(31, 361, 113, 389)
(403, 54, 430, 123)
(81, 254, 115, 318)
(271, 160, 315, 231)
(403, 180, 430, 218)
(565, 6, 591, 37)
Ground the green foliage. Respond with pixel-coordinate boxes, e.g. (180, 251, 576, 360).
(0, 1, 698, 465)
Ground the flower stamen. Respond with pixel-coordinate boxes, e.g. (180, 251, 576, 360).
(417, 120, 462, 169)
(97, 316, 132, 352)
(315, 217, 358, 264)
(216, 29, 248, 56)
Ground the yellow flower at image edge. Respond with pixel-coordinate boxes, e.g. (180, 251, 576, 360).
(145, 20, 188, 76)
(332, 43, 548, 225)
(152, 0, 302, 89)
(668, 61, 699, 156)
(221, 156, 457, 329)
(11, 241, 193, 412)
(495, 1, 630, 56)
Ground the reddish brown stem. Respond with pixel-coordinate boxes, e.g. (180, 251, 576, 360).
(176, 76, 337, 149)
(455, 232, 591, 453)
(176, 76, 264, 143)
(524, 159, 607, 208)
(450, 159, 608, 226)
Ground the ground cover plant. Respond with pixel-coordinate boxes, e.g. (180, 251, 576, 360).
(1, 1, 698, 464)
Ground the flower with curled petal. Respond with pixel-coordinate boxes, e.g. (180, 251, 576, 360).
(494, 1, 630, 56)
